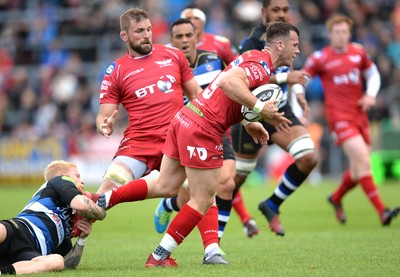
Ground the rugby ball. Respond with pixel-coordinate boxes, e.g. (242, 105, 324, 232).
(241, 83, 283, 122)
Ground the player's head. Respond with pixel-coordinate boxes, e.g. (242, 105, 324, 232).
(119, 8, 153, 56)
(326, 14, 353, 50)
(170, 18, 197, 63)
(261, 0, 290, 24)
(44, 160, 85, 192)
(180, 6, 206, 36)
(265, 22, 300, 68)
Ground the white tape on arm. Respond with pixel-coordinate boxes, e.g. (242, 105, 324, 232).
(252, 100, 265, 114)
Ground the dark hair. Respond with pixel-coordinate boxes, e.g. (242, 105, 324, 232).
(262, 0, 271, 8)
(120, 8, 149, 32)
(265, 21, 299, 42)
(170, 18, 195, 34)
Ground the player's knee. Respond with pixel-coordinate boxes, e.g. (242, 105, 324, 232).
(234, 157, 257, 188)
(0, 223, 7, 243)
(219, 174, 236, 194)
(32, 254, 64, 273)
(53, 254, 65, 271)
(288, 135, 317, 170)
(103, 163, 133, 186)
(235, 157, 257, 176)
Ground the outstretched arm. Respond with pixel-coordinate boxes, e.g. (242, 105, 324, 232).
(64, 219, 92, 269)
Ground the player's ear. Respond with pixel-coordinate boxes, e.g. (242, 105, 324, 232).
(276, 40, 284, 51)
(120, 31, 128, 42)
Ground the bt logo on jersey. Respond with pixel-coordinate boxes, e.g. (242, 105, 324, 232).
(187, 146, 207, 161)
(135, 75, 177, 98)
(333, 68, 360, 85)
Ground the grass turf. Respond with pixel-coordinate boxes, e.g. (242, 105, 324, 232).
(1, 179, 399, 276)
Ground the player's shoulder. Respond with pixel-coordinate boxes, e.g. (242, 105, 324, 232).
(155, 43, 185, 59)
(205, 32, 231, 45)
(197, 49, 222, 61)
(348, 42, 367, 53)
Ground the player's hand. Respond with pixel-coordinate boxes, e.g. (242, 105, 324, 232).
(296, 93, 311, 118)
(76, 218, 93, 238)
(244, 122, 269, 145)
(358, 95, 376, 112)
(287, 71, 310, 86)
(99, 109, 118, 138)
(259, 99, 280, 118)
(261, 112, 292, 132)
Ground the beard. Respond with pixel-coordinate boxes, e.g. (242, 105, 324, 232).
(129, 39, 153, 55)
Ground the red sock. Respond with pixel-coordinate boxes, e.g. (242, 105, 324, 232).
(232, 190, 251, 223)
(358, 175, 385, 214)
(332, 170, 357, 203)
(108, 179, 148, 208)
(166, 204, 203, 245)
(197, 206, 219, 249)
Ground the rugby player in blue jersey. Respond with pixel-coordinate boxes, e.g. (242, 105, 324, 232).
(0, 160, 106, 275)
(230, 0, 317, 236)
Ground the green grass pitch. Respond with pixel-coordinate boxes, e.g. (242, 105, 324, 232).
(1, 179, 399, 276)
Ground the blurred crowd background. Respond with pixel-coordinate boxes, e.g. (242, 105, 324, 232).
(1, 0, 400, 183)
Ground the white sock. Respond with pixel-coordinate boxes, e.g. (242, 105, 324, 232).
(204, 243, 220, 259)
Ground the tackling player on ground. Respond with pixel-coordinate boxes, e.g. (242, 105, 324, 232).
(0, 161, 105, 275)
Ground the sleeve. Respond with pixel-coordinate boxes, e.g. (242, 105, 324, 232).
(239, 59, 271, 89)
(49, 176, 82, 205)
(53, 237, 73, 256)
(360, 47, 373, 71)
(302, 52, 320, 77)
(99, 61, 121, 104)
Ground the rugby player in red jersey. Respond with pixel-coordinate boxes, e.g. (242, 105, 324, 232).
(95, 8, 201, 194)
(180, 5, 260, 237)
(302, 14, 399, 225)
(95, 22, 299, 267)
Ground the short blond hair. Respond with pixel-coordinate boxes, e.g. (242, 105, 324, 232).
(44, 160, 77, 181)
(120, 8, 149, 32)
(326, 14, 353, 32)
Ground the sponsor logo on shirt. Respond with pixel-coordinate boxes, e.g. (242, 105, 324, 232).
(135, 75, 177, 98)
(157, 75, 176, 93)
(100, 80, 112, 91)
(105, 62, 116, 75)
(155, 59, 173, 67)
(215, 144, 223, 151)
(122, 68, 144, 81)
(348, 55, 361, 63)
(231, 56, 243, 67)
(258, 60, 271, 75)
(332, 69, 360, 85)
(186, 102, 204, 117)
(248, 63, 264, 81)
(175, 111, 192, 128)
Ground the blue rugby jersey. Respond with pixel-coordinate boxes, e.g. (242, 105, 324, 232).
(16, 176, 81, 255)
(184, 49, 225, 105)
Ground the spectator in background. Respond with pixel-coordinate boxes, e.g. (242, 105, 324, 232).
(302, 14, 400, 226)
